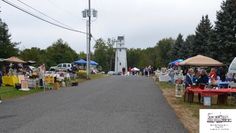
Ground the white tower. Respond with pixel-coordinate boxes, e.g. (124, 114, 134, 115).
(115, 36, 127, 74)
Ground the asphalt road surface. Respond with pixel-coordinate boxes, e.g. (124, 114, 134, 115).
(0, 76, 187, 133)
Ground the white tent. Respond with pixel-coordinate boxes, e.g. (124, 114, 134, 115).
(131, 67, 140, 71)
(229, 57, 236, 73)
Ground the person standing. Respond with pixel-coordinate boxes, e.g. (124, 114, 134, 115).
(169, 68, 175, 84)
(122, 67, 126, 75)
(184, 68, 194, 102)
(184, 68, 194, 88)
(39, 64, 45, 87)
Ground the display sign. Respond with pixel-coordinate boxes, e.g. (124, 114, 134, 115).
(200, 109, 236, 133)
(20, 80, 30, 91)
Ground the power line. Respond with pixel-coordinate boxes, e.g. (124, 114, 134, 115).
(16, 0, 73, 29)
(2, 0, 86, 34)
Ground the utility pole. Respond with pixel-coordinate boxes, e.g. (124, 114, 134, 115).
(82, 0, 97, 79)
(87, 0, 91, 79)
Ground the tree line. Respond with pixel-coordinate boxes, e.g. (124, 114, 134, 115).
(128, 0, 236, 68)
(94, 0, 235, 70)
(0, 18, 83, 68)
(0, 0, 235, 72)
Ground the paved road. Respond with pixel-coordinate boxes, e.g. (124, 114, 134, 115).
(0, 76, 187, 133)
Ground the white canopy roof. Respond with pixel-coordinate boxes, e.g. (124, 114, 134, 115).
(229, 57, 236, 73)
(131, 67, 140, 71)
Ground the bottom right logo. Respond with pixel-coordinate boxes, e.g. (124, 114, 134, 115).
(200, 109, 236, 133)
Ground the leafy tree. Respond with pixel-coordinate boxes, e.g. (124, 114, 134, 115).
(20, 47, 46, 66)
(78, 51, 86, 59)
(127, 48, 142, 67)
(106, 38, 115, 71)
(138, 51, 153, 68)
(156, 38, 175, 67)
(210, 0, 236, 64)
(193, 15, 213, 56)
(45, 39, 78, 67)
(93, 38, 115, 72)
(0, 19, 19, 58)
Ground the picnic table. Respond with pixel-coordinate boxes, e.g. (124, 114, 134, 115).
(184, 86, 236, 104)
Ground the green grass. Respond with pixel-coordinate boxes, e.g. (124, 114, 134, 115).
(157, 81, 236, 119)
(70, 74, 107, 83)
(158, 81, 175, 89)
(90, 73, 108, 79)
(0, 86, 43, 100)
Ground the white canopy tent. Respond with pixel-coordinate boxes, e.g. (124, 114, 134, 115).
(131, 67, 140, 71)
(228, 57, 236, 73)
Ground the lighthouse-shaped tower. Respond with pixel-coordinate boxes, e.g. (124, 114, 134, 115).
(115, 36, 127, 74)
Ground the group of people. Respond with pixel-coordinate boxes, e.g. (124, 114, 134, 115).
(141, 66, 154, 76)
(184, 67, 229, 88)
(126, 66, 155, 76)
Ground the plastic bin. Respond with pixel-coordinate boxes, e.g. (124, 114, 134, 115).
(203, 97, 211, 106)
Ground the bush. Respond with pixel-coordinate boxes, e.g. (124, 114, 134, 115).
(77, 70, 87, 79)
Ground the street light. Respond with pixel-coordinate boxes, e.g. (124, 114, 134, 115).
(82, 1, 97, 79)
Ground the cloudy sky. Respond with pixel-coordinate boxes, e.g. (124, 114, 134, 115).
(0, 0, 223, 52)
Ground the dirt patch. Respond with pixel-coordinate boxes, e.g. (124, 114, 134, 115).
(156, 80, 236, 133)
(162, 89, 199, 133)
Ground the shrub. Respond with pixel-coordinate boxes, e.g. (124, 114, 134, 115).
(77, 70, 87, 79)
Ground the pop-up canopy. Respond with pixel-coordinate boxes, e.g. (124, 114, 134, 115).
(179, 55, 224, 67)
(74, 59, 87, 64)
(229, 57, 236, 73)
(131, 67, 140, 71)
(90, 60, 98, 65)
(3, 56, 26, 64)
(169, 59, 184, 66)
(74, 59, 98, 65)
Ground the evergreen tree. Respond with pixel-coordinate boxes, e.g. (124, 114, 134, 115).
(193, 15, 213, 56)
(0, 19, 19, 58)
(171, 34, 184, 59)
(184, 35, 195, 57)
(211, 0, 236, 64)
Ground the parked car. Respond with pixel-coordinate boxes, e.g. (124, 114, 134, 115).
(107, 71, 115, 75)
(49, 63, 72, 72)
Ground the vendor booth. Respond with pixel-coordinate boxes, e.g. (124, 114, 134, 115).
(179, 55, 236, 105)
(179, 55, 224, 67)
(2, 57, 26, 87)
(74, 59, 98, 73)
(159, 68, 170, 82)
